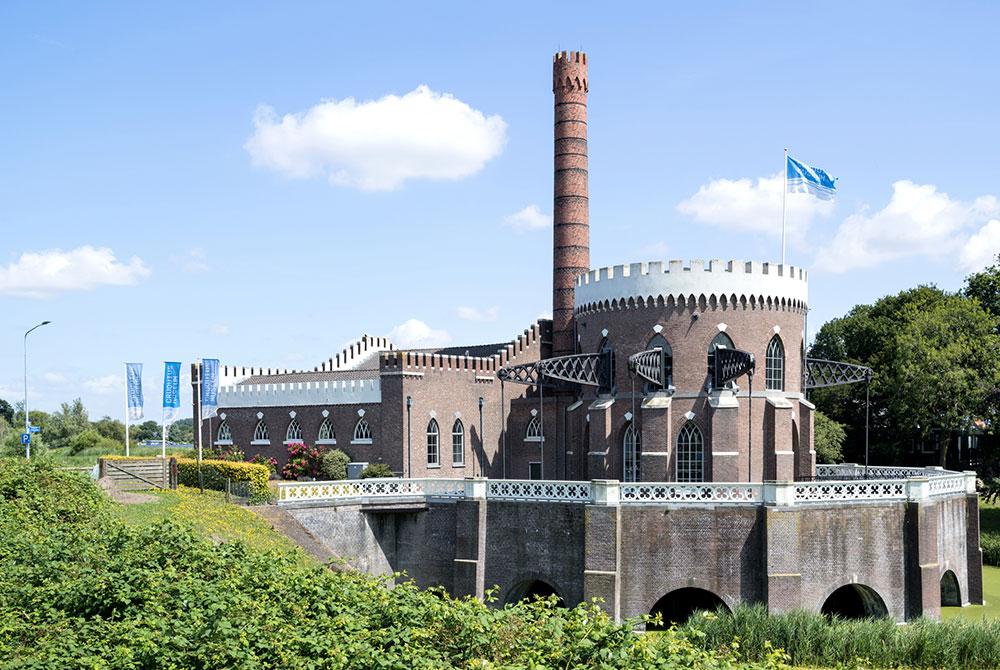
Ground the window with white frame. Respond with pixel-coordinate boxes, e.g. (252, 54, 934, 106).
(427, 419, 440, 466)
(623, 421, 640, 482)
(285, 418, 303, 444)
(766, 335, 785, 391)
(452, 419, 464, 465)
(525, 416, 542, 442)
(252, 420, 270, 445)
(317, 418, 336, 444)
(353, 418, 372, 444)
(676, 421, 704, 482)
(215, 420, 232, 445)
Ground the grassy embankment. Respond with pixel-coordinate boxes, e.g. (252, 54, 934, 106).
(47, 443, 194, 468)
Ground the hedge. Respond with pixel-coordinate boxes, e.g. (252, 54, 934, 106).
(176, 458, 272, 503)
(982, 532, 1000, 566)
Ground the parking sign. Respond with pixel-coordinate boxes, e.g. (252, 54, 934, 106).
(20, 433, 30, 445)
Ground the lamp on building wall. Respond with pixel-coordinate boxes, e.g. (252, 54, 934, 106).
(406, 396, 413, 478)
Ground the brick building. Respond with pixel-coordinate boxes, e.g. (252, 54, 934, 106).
(193, 51, 814, 484)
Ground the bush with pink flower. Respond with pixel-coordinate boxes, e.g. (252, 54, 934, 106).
(281, 442, 321, 480)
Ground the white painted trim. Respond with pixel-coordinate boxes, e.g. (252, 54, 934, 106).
(351, 438, 373, 445)
(712, 451, 739, 456)
(524, 436, 544, 443)
(214, 439, 234, 446)
(775, 450, 796, 455)
(250, 439, 270, 446)
(283, 440, 305, 446)
(641, 451, 670, 456)
(316, 439, 337, 445)
(451, 463, 466, 468)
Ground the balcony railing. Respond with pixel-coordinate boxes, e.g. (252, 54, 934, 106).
(275, 465, 975, 507)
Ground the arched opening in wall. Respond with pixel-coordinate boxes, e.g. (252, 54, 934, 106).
(820, 584, 889, 620)
(647, 588, 729, 630)
(940, 570, 961, 606)
(506, 579, 564, 607)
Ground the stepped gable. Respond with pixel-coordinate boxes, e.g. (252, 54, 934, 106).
(381, 322, 546, 374)
(225, 333, 391, 387)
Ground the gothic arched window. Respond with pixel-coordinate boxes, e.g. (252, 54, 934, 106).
(525, 416, 542, 442)
(427, 419, 440, 466)
(676, 421, 704, 482)
(285, 418, 303, 443)
(766, 335, 785, 391)
(216, 420, 232, 445)
(252, 420, 269, 444)
(317, 418, 336, 444)
(623, 421, 640, 482)
(451, 419, 465, 465)
(353, 418, 372, 444)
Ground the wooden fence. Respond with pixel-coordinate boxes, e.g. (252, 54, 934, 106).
(98, 458, 177, 490)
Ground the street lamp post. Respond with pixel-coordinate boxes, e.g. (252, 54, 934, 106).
(23, 321, 52, 459)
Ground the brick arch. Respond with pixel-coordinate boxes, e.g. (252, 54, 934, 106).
(940, 569, 961, 606)
(504, 573, 567, 606)
(818, 582, 889, 619)
(643, 584, 732, 630)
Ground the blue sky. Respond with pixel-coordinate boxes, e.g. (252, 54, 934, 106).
(2, 1, 998, 421)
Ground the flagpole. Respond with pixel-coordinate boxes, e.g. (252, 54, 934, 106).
(781, 147, 788, 265)
(123, 363, 130, 457)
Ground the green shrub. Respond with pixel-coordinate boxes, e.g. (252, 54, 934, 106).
(69, 428, 120, 455)
(175, 458, 272, 504)
(982, 532, 1000, 566)
(319, 448, 350, 480)
(360, 462, 394, 479)
(0, 457, 787, 670)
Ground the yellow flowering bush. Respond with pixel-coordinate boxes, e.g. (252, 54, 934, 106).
(175, 458, 271, 503)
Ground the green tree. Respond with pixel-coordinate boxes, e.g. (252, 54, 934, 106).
(811, 286, 1000, 466)
(169, 418, 193, 444)
(964, 253, 1000, 322)
(0, 399, 13, 425)
(130, 420, 160, 442)
(93, 416, 125, 443)
(814, 411, 846, 464)
(44, 398, 90, 450)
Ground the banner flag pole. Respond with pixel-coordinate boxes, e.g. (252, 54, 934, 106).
(123, 363, 130, 457)
(781, 147, 788, 265)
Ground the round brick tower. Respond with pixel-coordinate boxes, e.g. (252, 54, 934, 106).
(552, 51, 589, 356)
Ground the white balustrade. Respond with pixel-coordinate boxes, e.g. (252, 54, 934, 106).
(276, 467, 970, 507)
(793, 479, 907, 503)
(620, 483, 762, 504)
(486, 479, 592, 502)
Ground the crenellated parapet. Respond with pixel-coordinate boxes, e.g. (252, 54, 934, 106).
(380, 322, 545, 377)
(218, 378, 381, 408)
(315, 334, 394, 372)
(575, 260, 808, 315)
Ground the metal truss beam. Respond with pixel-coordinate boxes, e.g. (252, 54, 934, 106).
(497, 350, 614, 394)
(804, 358, 873, 389)
(628, 348, 665, 388)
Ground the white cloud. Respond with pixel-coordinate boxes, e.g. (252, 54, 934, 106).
(83, 374, 121, 395)
(177, 247, 209, 273)
(209, 323, 230, 336)
(43, 372, 67, 384)
(815, 181, 1000, 273)
(0, 246, 150, 298)
(245, 85, 507, 191)
(388, 318, 452, 349)
(456, 305, 500, 322)
(960, 219, 1000, 272)
(502, 205, 552, 232)
(677, 173, 834, 244)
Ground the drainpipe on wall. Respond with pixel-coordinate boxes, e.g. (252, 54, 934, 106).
(406, 396, 413, 478)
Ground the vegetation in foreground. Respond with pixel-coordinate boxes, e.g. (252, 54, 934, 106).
(680, 606, 1000, 670)
(0, 458, 786, 669)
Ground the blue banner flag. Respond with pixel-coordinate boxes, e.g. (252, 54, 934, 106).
(787, 155, 837, 200)
(126, 363, 144, 421)
(162, 361, 182, 424)
(201, 358, 220, 419)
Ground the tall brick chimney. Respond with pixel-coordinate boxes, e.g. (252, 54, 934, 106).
(552, 51, 589, 356)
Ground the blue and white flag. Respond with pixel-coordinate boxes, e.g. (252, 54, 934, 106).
(162, 361, 182, 425)
(126, 363, 144, 421)
(201, 358, 220, 419)
(787, 155, 837, 200)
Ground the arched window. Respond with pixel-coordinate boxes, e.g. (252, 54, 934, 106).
(252, 420, 269, 445)
(645, 334, 674, 391)
(766, 335, 785, 391)
(708, 331, 737, 390)
(216, 420, 232, 445)
(352, 418, 372, 444)
(452, 419, 465, 465)
(285, 418, 303, 443)
(623, 421, 640, 482)
(525, 416, 542, 442)
(676, 421, 704, 482)
(427, 419, 440, 466)
(317, 418, 336, 444)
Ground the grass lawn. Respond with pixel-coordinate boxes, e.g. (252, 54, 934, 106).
(48, 443, 195, 468)
(111, 485, 312, 564)
(942, 564, 1000, 621)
